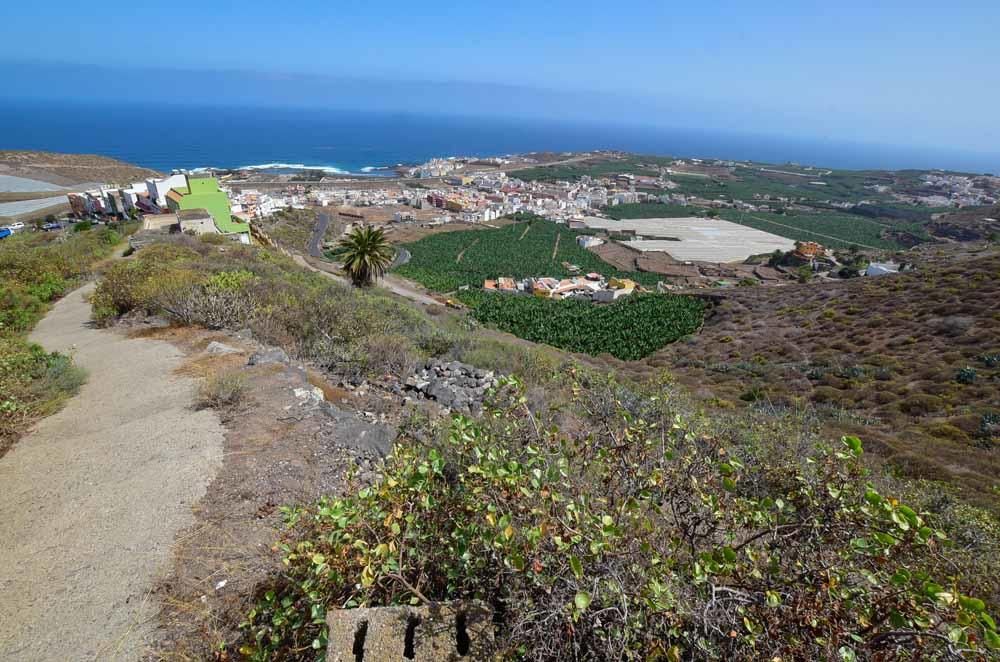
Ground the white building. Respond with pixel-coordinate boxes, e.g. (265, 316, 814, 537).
(146, 174, 188, 208)
(577, 235, 604, 249)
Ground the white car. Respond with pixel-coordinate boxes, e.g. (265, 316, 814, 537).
(2, 222, 26, 232)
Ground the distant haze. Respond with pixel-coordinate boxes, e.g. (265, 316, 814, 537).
(1, 1, 998, 169)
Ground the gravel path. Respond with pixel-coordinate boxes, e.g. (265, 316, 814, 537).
(0, 283, 225, 661)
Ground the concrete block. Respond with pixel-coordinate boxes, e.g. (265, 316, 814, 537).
(326, 601, 492, 661)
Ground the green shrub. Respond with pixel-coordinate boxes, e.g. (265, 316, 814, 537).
(90, 239, 448, 380)
(980, 413, 1000, 441)
(1, 337, 85, 452)
(956, 366, 978, 384)
(242, 378, 998, 660)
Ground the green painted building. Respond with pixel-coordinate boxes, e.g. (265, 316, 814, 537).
(166, 175, 250, 241)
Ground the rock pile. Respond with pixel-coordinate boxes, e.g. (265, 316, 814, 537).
(403, 360, 499, 413)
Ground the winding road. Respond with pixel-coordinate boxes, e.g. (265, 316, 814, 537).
(0, 284, 225, 661)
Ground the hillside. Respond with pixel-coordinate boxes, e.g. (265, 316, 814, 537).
(929, 204, 1000, 241)
(631, 244, 1000, 505)
(0, 150, 160, 187)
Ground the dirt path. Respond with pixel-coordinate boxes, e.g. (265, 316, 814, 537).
(294, 253, 441, 307)
(0, 283, 225, 661)
(455, 237, 479, 263)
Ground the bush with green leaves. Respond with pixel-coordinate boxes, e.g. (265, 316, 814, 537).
(241, 375, 998, 660)
(91, 237, 456, 379)
(956, 366, 978, 385)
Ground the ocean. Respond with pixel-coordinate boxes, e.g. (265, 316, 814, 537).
(1, 99, 996, 176)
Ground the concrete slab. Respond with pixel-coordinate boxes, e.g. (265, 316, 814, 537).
(0, 196, 69, 219)
(0, 175, 71, 193)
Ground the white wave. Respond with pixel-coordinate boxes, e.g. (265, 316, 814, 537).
(235, 162, 351, 174)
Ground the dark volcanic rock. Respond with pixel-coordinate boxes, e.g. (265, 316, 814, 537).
(404, 359, 499, 414)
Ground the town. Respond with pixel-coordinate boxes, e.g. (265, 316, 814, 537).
(6, 150, 994, 295)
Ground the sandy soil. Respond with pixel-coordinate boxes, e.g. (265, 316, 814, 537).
(0, 284, 225, 661)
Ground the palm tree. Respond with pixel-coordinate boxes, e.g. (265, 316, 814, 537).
(337, 225, 394, 287)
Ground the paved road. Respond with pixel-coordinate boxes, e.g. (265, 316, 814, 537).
(0, 284, 225, 661)
(308, 211, 331, 257)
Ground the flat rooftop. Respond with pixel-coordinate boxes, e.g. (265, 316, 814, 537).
(581, 216, 796, 263)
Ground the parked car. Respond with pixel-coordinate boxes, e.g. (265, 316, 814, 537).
(0, 227, 12, 240)
(2, 222, 26, 233)
(42, 222, 63, 231)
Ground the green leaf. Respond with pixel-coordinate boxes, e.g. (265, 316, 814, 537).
(891, 510, 911, 531)
(842, 436, 863, 456)
(959, 596, 986, 613)
(569, 555, 584, 579)
(574, 591, 592, 611)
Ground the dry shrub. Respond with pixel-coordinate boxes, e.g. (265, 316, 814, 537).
(196, 371, 247, 410)
(924, 422, 970, 442)
(899, 394, 945, 416)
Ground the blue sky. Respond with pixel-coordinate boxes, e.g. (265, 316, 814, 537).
(2, 0, 998, 156)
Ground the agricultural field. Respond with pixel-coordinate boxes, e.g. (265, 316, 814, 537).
(604, 200, 928, 250)
(605, 203, 698, 219)
(664, 168, 883, 206)
(717, 209, 907, 250)
(396, 214, 706, 359)
(458, 291, 704, 360)
(510, 154, 674, 182)
(395, 214, 662, 291)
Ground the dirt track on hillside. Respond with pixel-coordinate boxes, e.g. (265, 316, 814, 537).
(0, 283, 225, 661)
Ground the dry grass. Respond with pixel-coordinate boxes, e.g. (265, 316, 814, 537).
(603, 246, 1000, 507)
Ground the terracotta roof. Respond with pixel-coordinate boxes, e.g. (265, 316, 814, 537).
(165, 189, 185, 204)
